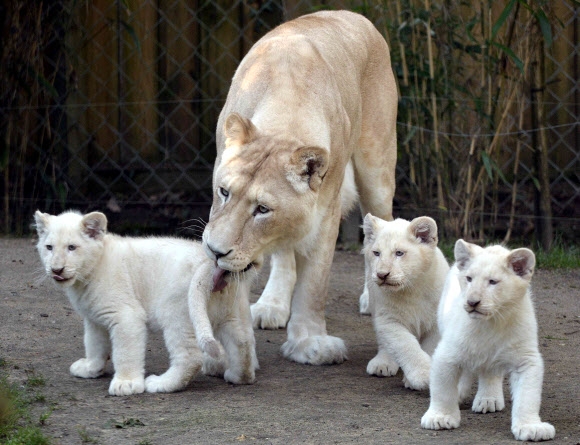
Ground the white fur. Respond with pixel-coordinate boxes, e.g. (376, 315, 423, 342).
(421, 240, 555, 441)
(362, 214, 449, 390)
(34, 210, 259, 396)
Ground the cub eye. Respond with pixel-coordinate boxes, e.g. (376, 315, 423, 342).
(254, 205, 270, 215)
(68, 245, 76, 251)
(489, 279, 498, 285)
(218, 187, 229, 198)
(395, 250, 405, 257)
(466, 276, 472, 282)
(46, 245, 53, 251)
(373, 251, 380, 257)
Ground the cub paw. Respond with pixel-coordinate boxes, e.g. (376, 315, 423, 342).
(108, 376, 145, 396)
(512, 422, 555, 442)
(251, 302, 289, 330)
(421, 409, 461, 430)
(198, 337, 222, 360)
(366, 355, 399, 377)
(70, 358, 106, 379)
(402, 367, 430, 391)
(145, 374, 184, 393)
(281, 335, 347, 365)
(224, 368, 256, 385)
(472, 396, 505, 413)
(359, 290, 371, 315)
(202, 354, 226, 377)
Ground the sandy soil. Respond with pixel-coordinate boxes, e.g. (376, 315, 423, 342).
(1, 237, 579, 444)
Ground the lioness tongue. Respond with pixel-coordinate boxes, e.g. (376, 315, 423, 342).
(212, 266, 228, 293)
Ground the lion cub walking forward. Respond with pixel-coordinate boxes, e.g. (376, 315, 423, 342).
(421, 240, 555, 441)
(362, 214, 449, 390)
(35, 210, 260, 396)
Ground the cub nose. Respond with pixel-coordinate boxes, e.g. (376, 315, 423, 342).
(207, 244, 232, 260)
(376, 272, 390, 281)
(467, 299, 480, 308)
(52, 267, 64, 275)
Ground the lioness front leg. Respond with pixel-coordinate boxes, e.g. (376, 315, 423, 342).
(509, 356, 555, 441)
(281, 218, 347, 365)
(251, 248, 295, 329)
(108, 312, 147, 396)
(70, 318, 110, 379)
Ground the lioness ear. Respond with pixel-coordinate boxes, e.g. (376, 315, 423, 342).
(409, 216, 438, 246)
(507, 248, 535, 281)
(287, 146, 329, 192)
(454, 239, 480, 270)
(362, 213, 381, 245)
(34, 210, 50, 236)
(224, 112, 257, 146)
(81, 212, 107, 240)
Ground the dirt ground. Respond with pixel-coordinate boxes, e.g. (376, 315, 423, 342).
(1, 237, 579, 445)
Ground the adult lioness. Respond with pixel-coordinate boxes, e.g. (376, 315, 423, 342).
(203, 10, 397, 365)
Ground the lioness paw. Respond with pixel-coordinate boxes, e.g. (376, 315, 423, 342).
(512, 422, 555, 442)
(366, 355, 399, 377)
(145, 374, 184, 393)
(421, 409, 461, 430)
(108, 376, 145, 396)
(472, 396, 505, 413)
(251, 302, 289, 330)
(224, 368, 256, 385)
(70, 358, 106, 379)
(282, 335, 347, 365)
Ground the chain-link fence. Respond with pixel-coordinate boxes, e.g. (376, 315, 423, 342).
(1, 0, 578, 246)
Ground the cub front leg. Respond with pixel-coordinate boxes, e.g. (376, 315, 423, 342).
(108, 311, 148, 396)
(70, 318, 110, 379)
(421, 348, 461, 430)
(472, 372, 505, 413)
(509, 355, 555, 441)
(281, 217, 347, 365)
(251, 249, 295, 329)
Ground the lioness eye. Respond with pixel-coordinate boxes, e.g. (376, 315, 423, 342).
(254, 205, 270, 215)
(489, 279, 498, 285)
(395, 250, 405, 257)
(46, 245, 53, 251)
(373, 251, 380, 257)
(68, 245, 76, 251)
(219, 187, 229, 198)
(466, 276, 472, 282)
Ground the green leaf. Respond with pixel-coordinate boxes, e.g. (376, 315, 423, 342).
(481, 152, 509, 186)
(120, 20, 141, 54)
(535, 8, 553, 47)
(490, 41, 524, 74)
(492, 0, 516, 40)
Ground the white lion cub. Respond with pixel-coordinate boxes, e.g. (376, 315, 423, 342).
(421, 240, 555, 442)
(362, 214, 449, 390)
(34, 210, 260, 396)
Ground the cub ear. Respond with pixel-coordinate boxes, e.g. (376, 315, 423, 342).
(33, 210, 51, 236)
(454, 239, 481, 271)
(81, 212, 107, 240)
(362, 213, 381, 246)
(224, 112, 258, 146)
(409, 216, 438, 246)
(287, 146, 329, 192)
(507, 248, 535, 281)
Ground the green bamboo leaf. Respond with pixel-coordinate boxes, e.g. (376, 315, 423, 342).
(120, 20, 141, 54)
(481, 152, 494, 180)
(490, 41, 524, 74)
(535, 8, 553, 47)
(492, 0, 516, 40)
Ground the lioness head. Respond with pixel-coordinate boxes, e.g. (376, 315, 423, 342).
(362, 214, 439, 292)
(454, 239, 535, 319)
(34, 210, 107, 287)
(203, 113, 329, 275)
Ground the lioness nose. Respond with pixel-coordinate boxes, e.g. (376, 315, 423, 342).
(467, 299, 480, 308)
(377, 272, 389, 281)
(208, 244, 232, 260)
(52, 267, 64, 275)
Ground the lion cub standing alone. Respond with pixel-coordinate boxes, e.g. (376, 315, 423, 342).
(421, 240, 555, 442)
(362, 214, 449, 390)
(34, 210, 260, 396)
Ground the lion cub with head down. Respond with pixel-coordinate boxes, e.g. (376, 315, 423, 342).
(362, 214, 449, 390)
(421, 240, 555, 442)
(35, 210, 260, 396)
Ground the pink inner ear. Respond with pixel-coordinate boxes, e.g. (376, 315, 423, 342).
(510, 257, 529, 276)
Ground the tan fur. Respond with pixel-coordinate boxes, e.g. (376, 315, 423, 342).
(203, 10, 397, 365)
